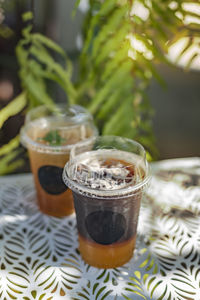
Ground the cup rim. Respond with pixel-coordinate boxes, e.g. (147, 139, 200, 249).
(20, 123, 98, 154)
(25, 104, 92, 124)
(63, 136, 151, 199)
(20, 104, 98, 153)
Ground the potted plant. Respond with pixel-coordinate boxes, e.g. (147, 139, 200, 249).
(0, 0, 200, 174)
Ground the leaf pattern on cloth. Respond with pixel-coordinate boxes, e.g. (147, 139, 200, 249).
(0, 158, 199, 299)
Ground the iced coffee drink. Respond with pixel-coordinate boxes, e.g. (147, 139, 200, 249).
(20, 104, 98, 217)
(63, 136, 150, 268)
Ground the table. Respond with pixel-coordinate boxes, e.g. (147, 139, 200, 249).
(0, 157, 199, 300)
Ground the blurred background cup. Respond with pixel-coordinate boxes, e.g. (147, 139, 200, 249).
(63, 135, 150, 268)
(20, 104, 98, 217)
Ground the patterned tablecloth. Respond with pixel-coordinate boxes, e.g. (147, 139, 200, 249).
(0, 157, 199, 300)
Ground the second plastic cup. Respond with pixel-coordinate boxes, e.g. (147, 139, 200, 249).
(63, 136, 150, 268)
(20, 104, 98, 217)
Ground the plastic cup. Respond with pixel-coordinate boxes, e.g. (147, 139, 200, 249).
(63, 136, 150, 268)
(20, 104, 98, 217)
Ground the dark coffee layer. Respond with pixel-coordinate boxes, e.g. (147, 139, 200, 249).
(73, 190, 141, 245)
(85, 211, 126, 245)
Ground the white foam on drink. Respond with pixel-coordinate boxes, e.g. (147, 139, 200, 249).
(68, 149, 145, 191)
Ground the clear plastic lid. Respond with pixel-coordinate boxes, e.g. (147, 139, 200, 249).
(63, 136, 150, 198)
(24, 104, 91, 125)
(20, 104, 98, 153)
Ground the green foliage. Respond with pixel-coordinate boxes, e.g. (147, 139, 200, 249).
(1, 0, 200, 174)
(0, 136, 19, 156)
(0, 148, 24, 176)
(38, 130, 66, 146)
(74, 0, 200, 158)
(16, 19, 77, 108)
(0, 0, 14, 38)
(0, 24, 13, 38)
(0, 93, 27, 175)
(76, 0, 157, 156)
(0, 93, 27, 128)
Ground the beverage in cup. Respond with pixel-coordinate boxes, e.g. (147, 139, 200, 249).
(63, 136, 150, 268)
(20, 104, 98, 217)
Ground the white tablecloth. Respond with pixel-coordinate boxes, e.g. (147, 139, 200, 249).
(0, 157, 199, 300)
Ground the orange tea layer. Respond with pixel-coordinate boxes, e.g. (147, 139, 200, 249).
(79, 234, 136, 269)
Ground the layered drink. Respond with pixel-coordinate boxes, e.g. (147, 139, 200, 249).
(63, 136, 149, 268)
(20, 104, 98, 217)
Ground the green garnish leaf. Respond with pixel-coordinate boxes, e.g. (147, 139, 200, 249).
(40, 130, 66, 146)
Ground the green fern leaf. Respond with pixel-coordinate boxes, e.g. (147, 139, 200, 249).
(0, 149, 24, 176)
(21, 24, 32, 39)
(94, 22, 131, 67)
(102, 95, 133, 135)
(152, 1, 172, 24)
(175, 37, 193, 64)
(81, 0, 119, 55)
(0, 93, 27, 129)
(0, 136, 20, 156)
(97, 77, 133, 119)
(22, 11, 33, 22)
(92, 4, 129, 58)
(72, 0, 81, 17)
(88, 60, 133, 114)
(185, 52, 199, 70)
(100, 42, 130, 80)
(99, 0, 118, 17)
(16, 40, 29, 67)
(149, 14, 168, 40)
(23, 74, 54, 108)
(137, 53, 166, 87)
(29, 44, 76, 103)
(32, 33, 66, 57)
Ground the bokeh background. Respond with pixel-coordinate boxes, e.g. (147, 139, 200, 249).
(0, 0, 200, 172)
